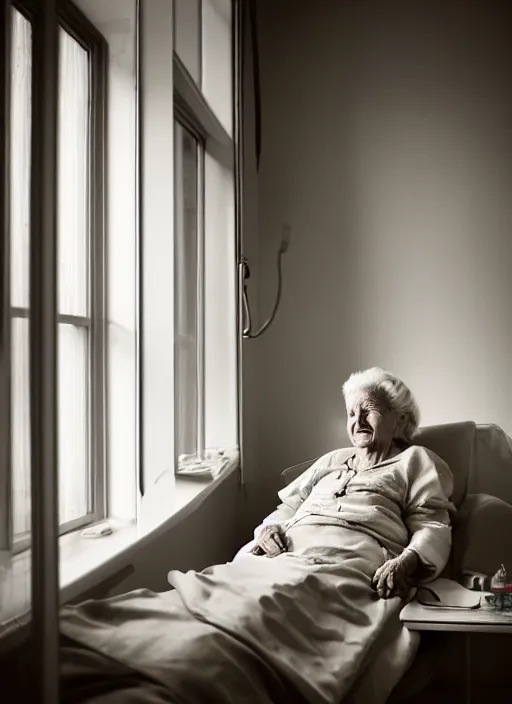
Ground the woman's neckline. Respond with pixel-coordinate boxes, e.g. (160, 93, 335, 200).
(347, 443, 409, 472)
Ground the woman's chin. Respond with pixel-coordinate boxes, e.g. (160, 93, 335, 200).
(353, 434, 373, 448)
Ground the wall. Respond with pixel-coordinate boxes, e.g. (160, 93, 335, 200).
(253, 0, 512, 511)
(239, 4, 265, 535)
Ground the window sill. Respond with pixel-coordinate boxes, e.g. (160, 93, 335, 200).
(0, 451, 240, 643)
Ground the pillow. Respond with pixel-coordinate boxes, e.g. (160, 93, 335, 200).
(450, 493, 512, 578)
(415, 421, 476, 508)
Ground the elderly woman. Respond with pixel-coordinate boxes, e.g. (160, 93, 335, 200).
(60, 368, 454, 704)
(248, 367, 453, 599)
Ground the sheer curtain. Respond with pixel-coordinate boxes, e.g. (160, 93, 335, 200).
(10, 12, 91, 539)
(10, 9, 32, 538)
(57, 29, 90, 525)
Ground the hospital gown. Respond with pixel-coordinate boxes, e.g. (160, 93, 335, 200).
(263, 445, 454, 573)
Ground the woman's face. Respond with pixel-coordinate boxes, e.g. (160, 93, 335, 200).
(346, 388, 403, 453)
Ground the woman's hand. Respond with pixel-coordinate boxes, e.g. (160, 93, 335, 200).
(250, 525, 287, 557)
(372, 549, 419, 599)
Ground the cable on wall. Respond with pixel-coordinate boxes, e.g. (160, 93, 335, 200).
(241, 224, 290, 340)
(238, 2, 290, 341)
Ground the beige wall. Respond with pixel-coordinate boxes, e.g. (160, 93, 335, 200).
(239, 8, 265, 534)
(250, 0, 512, 512)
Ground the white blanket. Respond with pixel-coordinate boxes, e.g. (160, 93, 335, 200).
(60, 446, 453, 703)
(61, 528, 415, 703)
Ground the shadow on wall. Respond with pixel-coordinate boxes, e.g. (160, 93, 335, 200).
(251, 0, 512, 516)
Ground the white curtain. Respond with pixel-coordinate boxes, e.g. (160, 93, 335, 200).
(10, 13, 91, 538)
(57, 29, 90, 525)
(10, 10, 32, 538)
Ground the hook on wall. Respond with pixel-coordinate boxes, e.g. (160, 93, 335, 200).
(240, 224, 291, 339)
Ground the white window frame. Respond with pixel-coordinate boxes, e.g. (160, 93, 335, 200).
(2, 0, 108, 553)
(171, 56, 234, 473)
(140, 1, 237, 494)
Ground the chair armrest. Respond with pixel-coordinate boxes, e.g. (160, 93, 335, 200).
(451, 493, 512, 578)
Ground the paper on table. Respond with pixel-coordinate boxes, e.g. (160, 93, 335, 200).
(417, 578, 481, 609)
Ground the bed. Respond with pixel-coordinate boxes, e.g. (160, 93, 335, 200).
(59, 422, 512, 704)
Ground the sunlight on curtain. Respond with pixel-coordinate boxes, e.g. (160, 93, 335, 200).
(58, 29, 89, 317)
(175, 123, 199, 459)
(58, 325, 88, 524)
(10, 10, 31, 309)
(10, 21, 92, 539)
(11, 318, 30, 538)
(10, 10, 32, 540)
(57, 29, 91, 525)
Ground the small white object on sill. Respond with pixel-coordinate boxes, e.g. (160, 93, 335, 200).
(80, 521, 114, 539)
(176, 447, 230, 479)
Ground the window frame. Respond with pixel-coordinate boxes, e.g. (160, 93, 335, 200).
(136, 0, 239, 494)
(7, 0, 108, 550)
(168, 48, 234, 476)
(173, 108, 206, 465)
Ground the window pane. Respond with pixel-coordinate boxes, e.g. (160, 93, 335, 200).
(58, 324, 89, 524)
(12, 322, 91, 535)
(174, 0, 201, 84)
(58, 29, 89, 317)
(10, 9, 32, 309)
(202, 0, 232, 135)
(175, 123, 198, 459)
(12, 317, 31, 539)
(204, 152, 237, 449)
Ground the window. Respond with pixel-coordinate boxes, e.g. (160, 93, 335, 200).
(141, 0, 237, 492)
(174, 121, 202, 462)
(172, 112, 237, 473)
(3, 0, 237, 551)
(8, 3, 106, 547)
(10, 8, 32, 540)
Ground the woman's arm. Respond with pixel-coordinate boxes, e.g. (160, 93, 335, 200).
(403, 448, 455, 580)
(240, 457, 330, 558)
(253, 503, 296, 540)
(237, 450, 347, 559)
(249, 474, 315, 557)
(373, 447, 455, 597)
(233, 504, 297, 559)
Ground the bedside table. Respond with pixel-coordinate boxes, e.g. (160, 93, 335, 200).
(401, 596, 512, 633)
(400, 597, 512, 703)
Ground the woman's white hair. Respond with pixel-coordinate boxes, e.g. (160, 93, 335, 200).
(342, 367, 420, 443)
